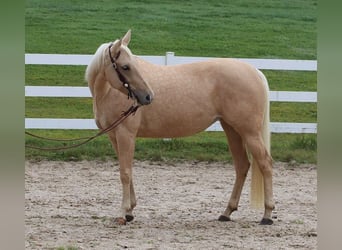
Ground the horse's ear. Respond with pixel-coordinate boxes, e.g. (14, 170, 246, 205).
(110, 39, 122, 58)
(122, 29, 131, 46)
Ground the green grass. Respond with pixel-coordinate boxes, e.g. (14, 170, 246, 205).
(264, 71, 317, 91)
(25, 131, 316, 164)
(25, 98, 93, 118)
(25, 0, 317, 163)
(25, 65, 87, 86)
(56, 247, 78, 250)
(26, 0, 316, 59)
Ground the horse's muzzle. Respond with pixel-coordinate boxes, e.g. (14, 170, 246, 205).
(134, 90, 153, 105)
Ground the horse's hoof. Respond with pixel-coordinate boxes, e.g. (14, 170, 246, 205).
(115, 217, 127, 225)
(125, 215, 134, 222)
(260, 218, 273, 225)
(218, 215, 231, 222)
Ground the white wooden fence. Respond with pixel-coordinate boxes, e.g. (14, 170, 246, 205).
(25, 53, 317, 134)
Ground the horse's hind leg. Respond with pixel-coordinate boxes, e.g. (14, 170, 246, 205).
(244, 133, 275, 224)
(218, 121, 250, 221)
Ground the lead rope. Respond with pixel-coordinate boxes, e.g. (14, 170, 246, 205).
(25, 105, 139, 151)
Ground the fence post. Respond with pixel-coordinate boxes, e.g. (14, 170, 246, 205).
(163, 52, 175, 141)
(165, 52, 175, 65)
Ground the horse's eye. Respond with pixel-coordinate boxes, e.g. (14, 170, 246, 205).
(122, 65, 130, 71)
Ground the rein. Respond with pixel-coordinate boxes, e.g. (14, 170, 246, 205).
(25, 105, 140, 151)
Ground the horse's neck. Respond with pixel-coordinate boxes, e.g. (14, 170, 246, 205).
(90, 72, 111, 98)
(136, 57, 165, 86)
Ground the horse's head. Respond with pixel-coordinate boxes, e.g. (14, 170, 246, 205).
(104, 30, 154, 105)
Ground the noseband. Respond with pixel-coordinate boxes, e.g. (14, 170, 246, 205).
(108, 43, 135, 99)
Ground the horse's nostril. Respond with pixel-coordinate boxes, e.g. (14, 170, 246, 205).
(145, 94, 151, 102)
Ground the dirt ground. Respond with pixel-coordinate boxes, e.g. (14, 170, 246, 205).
(25, 160, 317, 250)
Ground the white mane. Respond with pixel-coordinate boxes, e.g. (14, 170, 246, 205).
(85, 42, 111, 91)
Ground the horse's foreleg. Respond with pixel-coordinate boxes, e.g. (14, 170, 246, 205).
(219, 122, 250, 221)
(127, 178, 137, 221)
(108, 130, 137, 224)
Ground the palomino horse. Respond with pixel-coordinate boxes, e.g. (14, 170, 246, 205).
(85, 30, 275, 225)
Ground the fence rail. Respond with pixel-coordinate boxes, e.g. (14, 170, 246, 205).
(25, 118, 317, 134)
(25, 86, 317, 103)
(25, 53, 317, 71)
(25, 53, 317, 134)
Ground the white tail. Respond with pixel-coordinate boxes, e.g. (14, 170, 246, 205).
(250, 70, 271, 208)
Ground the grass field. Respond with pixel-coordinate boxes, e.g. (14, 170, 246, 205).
(25, 0, 317, 163)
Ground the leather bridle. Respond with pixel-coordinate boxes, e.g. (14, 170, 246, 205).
(108, 43, 135, 99)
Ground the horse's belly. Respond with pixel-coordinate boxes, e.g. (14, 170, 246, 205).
(137, 114, 217, 138)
